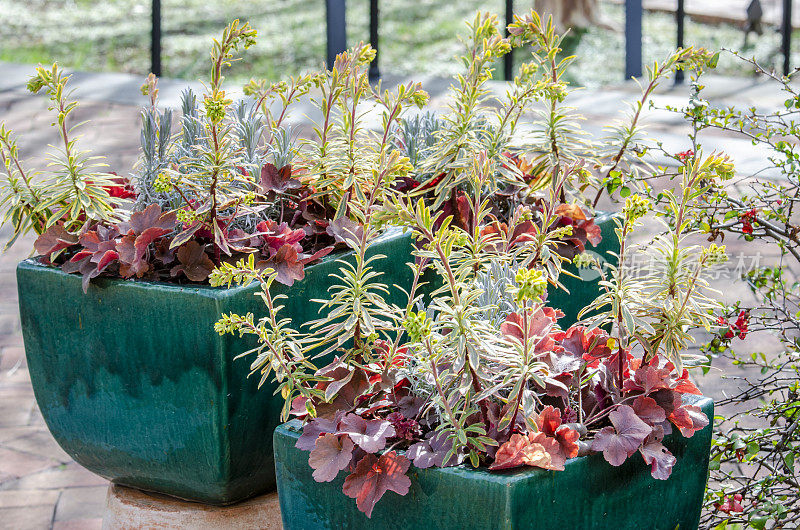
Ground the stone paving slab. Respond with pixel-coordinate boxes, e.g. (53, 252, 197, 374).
(0, 64, 790, 528)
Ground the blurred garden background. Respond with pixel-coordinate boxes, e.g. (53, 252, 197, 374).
(0, 0, 797, 86)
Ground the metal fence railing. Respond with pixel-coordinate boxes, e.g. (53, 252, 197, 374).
(147, 0, 796, 83)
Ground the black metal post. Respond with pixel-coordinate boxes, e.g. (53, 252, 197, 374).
(625, 0, 643, 79)
(369, 0, 380, 80)
(504, 0, 514, 81)
(151, 0, 162, 77)
(782, 0, 792, 76)
(675, 0, 685, 83)
(325, 0, 347, 68)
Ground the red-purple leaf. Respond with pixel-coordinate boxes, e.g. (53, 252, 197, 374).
(299, 245, 334, 266)
(489, 433, 552, 471)
(120, 204, 177, 234)
(342, 452, 411, 518)
(553, 325, 612, 368)
(34, 224, 78, 257)
(259, 163, 300, 194)
(338, 414, 395, 453)
(555, 425, 580, 459)
(591, 405, 652, 466)
(528, 432, 566, 471)
(673, 369, 702, 395)
(668, 404, 709, 437)
(632, 395, 667, 425)
(640, 429, 676, 480)
(326, 218, 364, 250)
(308, 433, 354, 482)
(96, 250, 119, 272)
(406, 430, 461, 469)
(296, 416, 341, 451)
(624, 362, 674, 394)
(500, 308, 559, 353)
(254, 219, 305, 256)
(170, 241, 215, 282)
(536, 405, 562, 436)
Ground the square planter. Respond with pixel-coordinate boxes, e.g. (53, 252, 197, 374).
(16, 228, 417, 505)
(273, 394, 713, 530)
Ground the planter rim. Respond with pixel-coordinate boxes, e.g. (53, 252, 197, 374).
(275, 393, 712, 486)
(17, 225, 410, 297)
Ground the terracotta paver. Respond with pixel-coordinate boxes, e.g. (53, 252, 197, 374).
(0, 63, 791, 527)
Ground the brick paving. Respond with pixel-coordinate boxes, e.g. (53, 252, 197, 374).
(0, 66, 792, 528)
(0, 92, 143, 530)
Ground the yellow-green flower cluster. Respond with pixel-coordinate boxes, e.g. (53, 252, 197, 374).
(623, 194, 652, 223)
(404, 310, 431, 343)
(176, 208, 198, 224)
(153, 172, 173, 193)
(204, 92, 232, 124)
(702, 155, 735, 181)
(513, 267, 547, 303)
(702, 243, 728, 266)
(573, 252, 595, 269)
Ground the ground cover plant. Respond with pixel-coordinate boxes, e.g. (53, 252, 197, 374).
(213, 11, 722, 519)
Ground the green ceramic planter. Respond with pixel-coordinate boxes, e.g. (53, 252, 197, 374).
(548, 211, 619, 326)
(16, 228, 417, 505)
(273, 395, 713, 530)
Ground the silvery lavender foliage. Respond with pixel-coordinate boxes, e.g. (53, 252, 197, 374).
(176, 88, 206, 161)
(391, 112, 443, 169)
(133, 88, 211, 210)
(266, 126, 298, 169)
(233, 99, 265, 168)
(133, 103, 175, 210)
(475, 259, 521, 327)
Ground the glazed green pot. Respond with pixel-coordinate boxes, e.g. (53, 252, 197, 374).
(16, 228, 417, 505)
(273, 395, 713, 530)
(549, 211, 619, 326)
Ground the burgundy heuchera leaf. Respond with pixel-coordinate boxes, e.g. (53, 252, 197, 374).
(528, 432, 566, 471)
(632, 396, 667, 425)
(668, 404, 709, 437)
(259, 163, 300, 194)
(639, 428, 677, 480)
(536, 405, 562, 436)
(326, 217, 365, 250)
(406, 430, 462, 469)
(338, 414, 395, 453)
(296, 416, 341, 451)
(34, 224, 78, 258)
(591, 405, 652, 466)
(342, 452, 411, 518)
(170, 241, 215, 282)
(308, 433, 354, 482)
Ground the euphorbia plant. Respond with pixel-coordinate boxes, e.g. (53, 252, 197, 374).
(387, 11, 719, 262)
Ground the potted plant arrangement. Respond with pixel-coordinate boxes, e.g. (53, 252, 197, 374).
(5, 22, 431, 504)
(212, 11, 722, 529)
